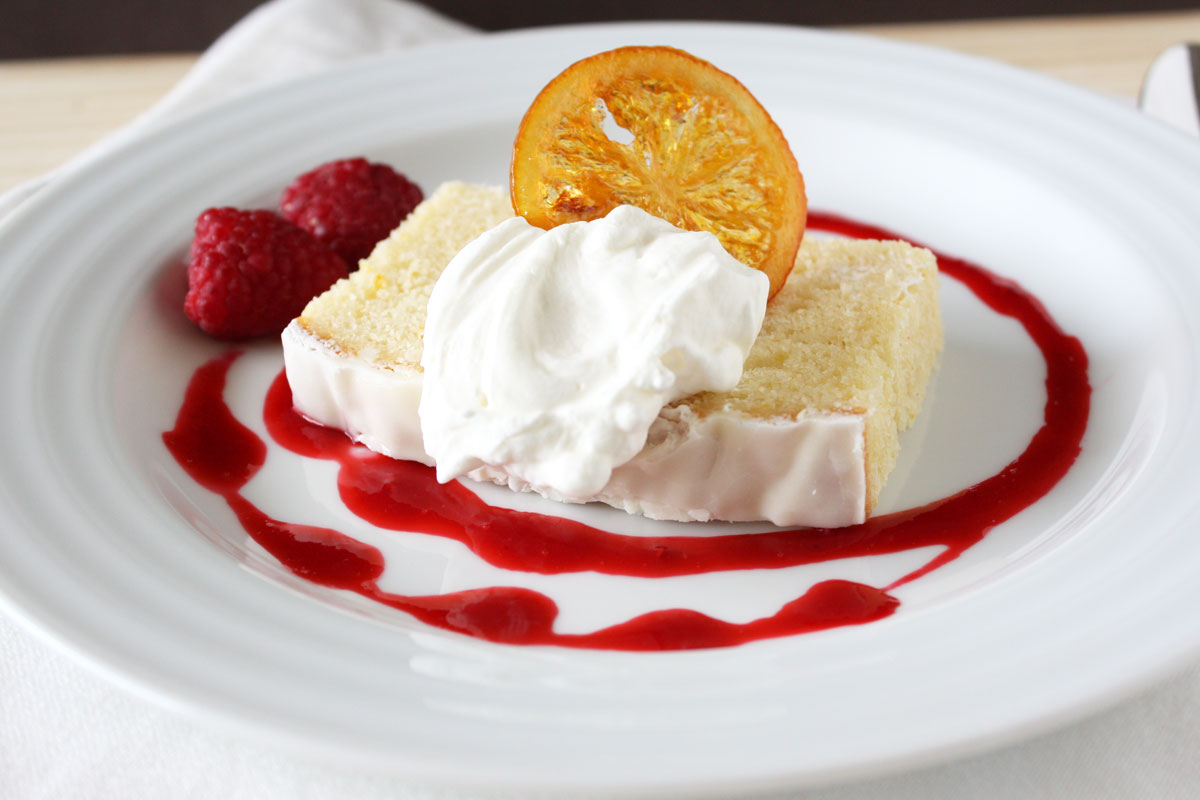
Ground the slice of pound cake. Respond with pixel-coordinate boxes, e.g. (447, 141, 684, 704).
(283, 182, 942, 528)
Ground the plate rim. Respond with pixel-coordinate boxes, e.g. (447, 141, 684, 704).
(1, 20, 1199, 795)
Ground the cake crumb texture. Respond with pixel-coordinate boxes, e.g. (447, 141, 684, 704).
(297, 181, 514, 367)
(679, 236, 942, 513)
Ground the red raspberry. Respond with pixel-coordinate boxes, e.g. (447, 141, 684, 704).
(280, 158, 423, 265)
(183, 208, 349, 339)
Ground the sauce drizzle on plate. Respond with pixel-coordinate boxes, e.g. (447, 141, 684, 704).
(164, 212, 1090, 650)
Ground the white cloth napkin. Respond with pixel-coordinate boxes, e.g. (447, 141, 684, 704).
(0, 0, 472, 220)
(2, 2, 1199, 797)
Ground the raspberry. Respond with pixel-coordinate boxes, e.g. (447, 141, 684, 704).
(280, 158, 423, 265)
(183, 208, 348, 339)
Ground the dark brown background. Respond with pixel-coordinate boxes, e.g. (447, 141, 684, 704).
(4, 0, 1197, 59)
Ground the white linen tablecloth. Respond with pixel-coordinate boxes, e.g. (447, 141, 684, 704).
(2, 1, 1198, 796)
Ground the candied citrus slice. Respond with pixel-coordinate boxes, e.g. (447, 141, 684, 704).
(511, 45, 806, 298)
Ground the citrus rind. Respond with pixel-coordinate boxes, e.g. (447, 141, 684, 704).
(511, 45, 806, 298)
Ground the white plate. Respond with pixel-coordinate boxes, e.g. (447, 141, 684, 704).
(2, 22, 1200, 796)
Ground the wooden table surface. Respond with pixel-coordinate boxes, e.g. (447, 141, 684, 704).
(1, 10, 1198, 196)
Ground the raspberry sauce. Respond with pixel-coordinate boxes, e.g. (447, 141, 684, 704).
(163, 213, 1090, 650)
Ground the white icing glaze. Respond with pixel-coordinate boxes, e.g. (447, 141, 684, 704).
(282, 321, 429, 465)
(283, 321, 868, 527)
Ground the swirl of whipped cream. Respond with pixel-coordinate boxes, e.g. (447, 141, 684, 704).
(418, 205, 769, 499)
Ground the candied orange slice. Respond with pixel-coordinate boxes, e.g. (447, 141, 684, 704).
(511, 45, 806, 298)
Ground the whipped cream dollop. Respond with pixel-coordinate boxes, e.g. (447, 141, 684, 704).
(418, 205, 769, 499)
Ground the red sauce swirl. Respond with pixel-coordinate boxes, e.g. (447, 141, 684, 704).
(163, 213, 1090, 650)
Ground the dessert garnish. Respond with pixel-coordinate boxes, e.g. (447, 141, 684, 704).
(281, 158, 424, 265)
(510, 45, 806, 298)
(182, 159, 423, 339)
(183, 207, 348, 339)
